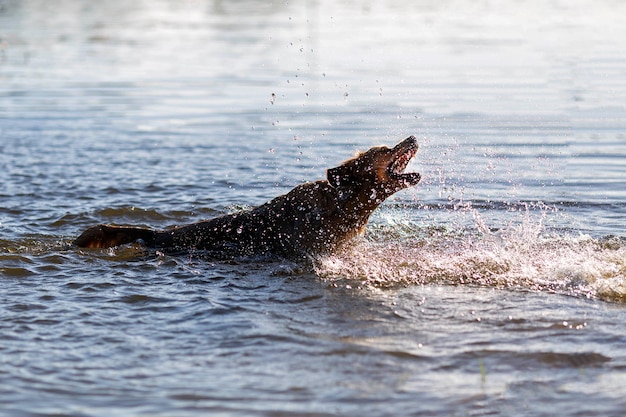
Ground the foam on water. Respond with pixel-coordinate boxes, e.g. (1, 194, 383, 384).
(314, 206, 626, 302)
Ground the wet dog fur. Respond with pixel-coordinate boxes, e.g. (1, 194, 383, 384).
(74, 136, 421, 257)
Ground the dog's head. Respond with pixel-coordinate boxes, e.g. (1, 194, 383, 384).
(327, 136, 421, 197)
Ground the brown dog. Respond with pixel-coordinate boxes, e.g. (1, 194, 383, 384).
(74, 136, 421, 257)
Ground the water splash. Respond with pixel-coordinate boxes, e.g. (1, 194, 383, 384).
(314, 206, 626, 302)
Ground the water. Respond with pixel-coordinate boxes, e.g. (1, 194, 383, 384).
(1, 0, 626, 415)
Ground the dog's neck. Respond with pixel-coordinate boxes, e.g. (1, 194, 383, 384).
(335, 181, 390, 220)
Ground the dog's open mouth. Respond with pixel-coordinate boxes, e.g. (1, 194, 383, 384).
(388, 136, 421, 186)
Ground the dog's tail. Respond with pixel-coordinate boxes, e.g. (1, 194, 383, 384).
(73, 224, 155, 248)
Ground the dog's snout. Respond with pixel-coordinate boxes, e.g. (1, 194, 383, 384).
(394, 136, 418, 152)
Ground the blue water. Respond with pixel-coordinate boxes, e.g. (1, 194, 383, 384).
(1, 1, 626, 416)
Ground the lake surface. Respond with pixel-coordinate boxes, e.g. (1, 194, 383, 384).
(1, 0, 626, 416)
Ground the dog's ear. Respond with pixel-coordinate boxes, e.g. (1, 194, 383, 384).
(327, 161, 357, 188)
